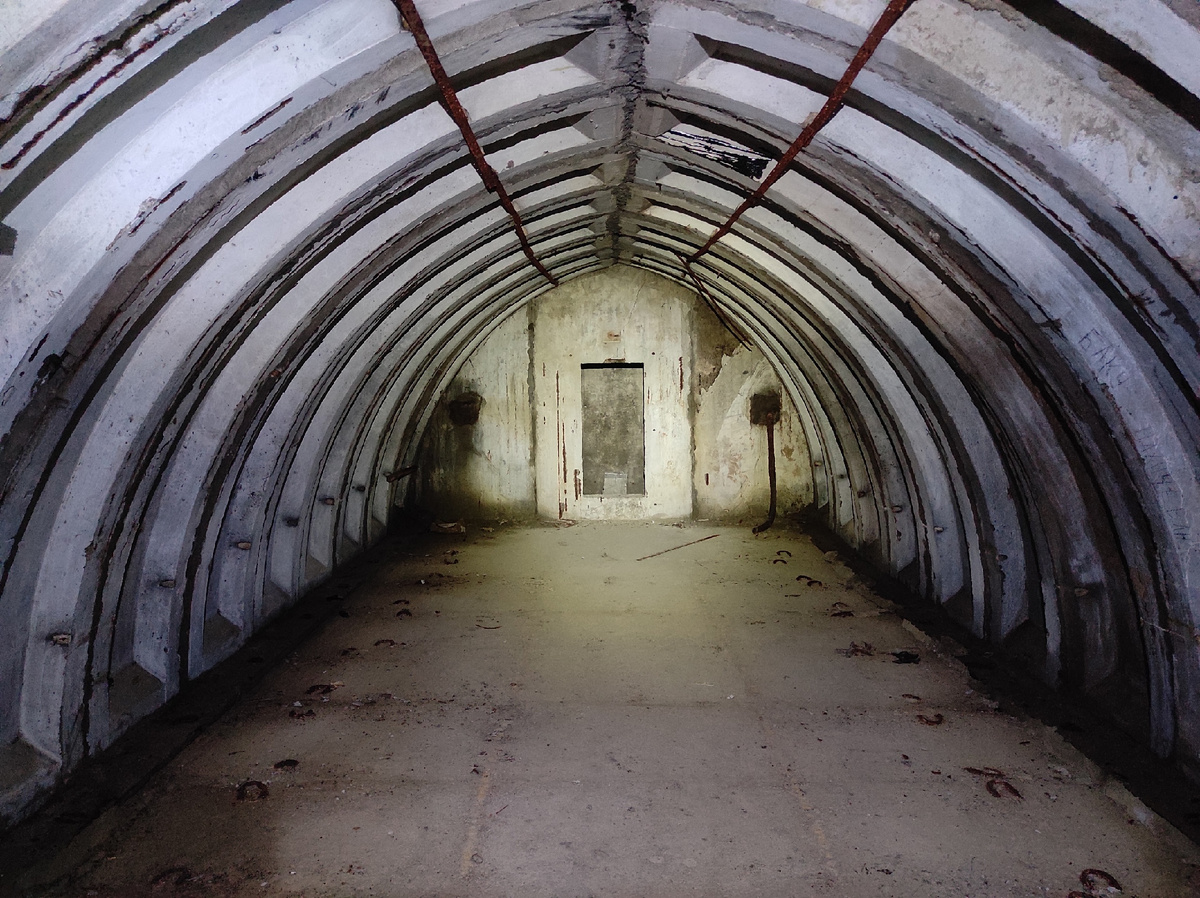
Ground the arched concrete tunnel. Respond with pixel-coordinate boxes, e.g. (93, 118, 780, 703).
(1, 0, 1199, 838)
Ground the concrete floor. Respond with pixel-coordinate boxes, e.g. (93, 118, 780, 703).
(9, 522, 1200, 897)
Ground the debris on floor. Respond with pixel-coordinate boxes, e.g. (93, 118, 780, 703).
(986, 779, 1023, 800)
(1071, 867, 1122, 895)
(838, 641, 875, 657)
(10, 523, 1199, 898)
(963, 766, 1006, 778)
(234, 781, 268, 802)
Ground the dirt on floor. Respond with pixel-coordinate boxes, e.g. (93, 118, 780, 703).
(8, 521, 1200, 897)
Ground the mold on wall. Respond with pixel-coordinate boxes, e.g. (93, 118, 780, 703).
(413, 306, 537, 521)
(693, 348, 812, 522)
(533, 266, 695, 521)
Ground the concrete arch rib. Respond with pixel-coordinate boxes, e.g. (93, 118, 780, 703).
(626, 9, 1197, 756)
(1, 0, 1199, 826)
(0, 0, 625, 764)
(627, 233, 985, 625)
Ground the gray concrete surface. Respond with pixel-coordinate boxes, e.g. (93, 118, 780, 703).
(15, 522, 1200, 897)
(4, 0, 1200, 824)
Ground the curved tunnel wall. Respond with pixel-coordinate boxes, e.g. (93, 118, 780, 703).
(0, 0, 1197, 823)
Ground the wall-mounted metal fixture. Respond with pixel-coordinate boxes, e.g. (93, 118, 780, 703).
(447, 392, 483, 426)
(158, 579, 176, 588)
(49, 633, 72, 646)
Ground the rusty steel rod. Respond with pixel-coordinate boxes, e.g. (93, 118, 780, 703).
(690, 0, 917, 263)
(636, 533, 719, 561)
(393, 0, 558, 286)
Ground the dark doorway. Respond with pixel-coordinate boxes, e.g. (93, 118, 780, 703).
(581, 363, 645, 496)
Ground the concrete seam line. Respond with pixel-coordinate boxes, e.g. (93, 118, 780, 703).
(690, 0, 919, 263)
(392, 0, 559, 286)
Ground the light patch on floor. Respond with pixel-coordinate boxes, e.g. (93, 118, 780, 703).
(15, 523, 1200, 897)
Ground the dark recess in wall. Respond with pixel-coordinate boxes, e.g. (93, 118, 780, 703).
(581, 363, 645, 496)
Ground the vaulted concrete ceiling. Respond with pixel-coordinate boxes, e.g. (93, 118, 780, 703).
(1, 0, 1198, 823)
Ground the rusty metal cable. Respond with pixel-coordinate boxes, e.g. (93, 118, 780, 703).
(392, 0, 558, 286)
(690, 0, 917, 263)
(675, 252, 749, 349)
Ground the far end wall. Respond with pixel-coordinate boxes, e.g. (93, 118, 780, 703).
(414, 266, 812, 522)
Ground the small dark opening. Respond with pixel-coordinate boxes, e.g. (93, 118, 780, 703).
(749, 391, 781, 425)
(581, 363, 645, 496)
(447, 392, 482, 426)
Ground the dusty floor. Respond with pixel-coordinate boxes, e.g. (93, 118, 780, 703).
(9, 522, 1200, 897)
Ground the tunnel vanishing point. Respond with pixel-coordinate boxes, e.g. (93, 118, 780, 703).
(0, 0, 1199, 830)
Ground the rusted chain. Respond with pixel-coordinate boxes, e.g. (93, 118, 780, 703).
(393, 0, 558, 285)
(690, 0, 918, 262)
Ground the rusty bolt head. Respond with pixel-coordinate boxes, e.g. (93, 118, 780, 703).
(236, 540, 252, 550)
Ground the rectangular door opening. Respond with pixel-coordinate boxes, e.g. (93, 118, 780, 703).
(581, 363, 645, 496)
